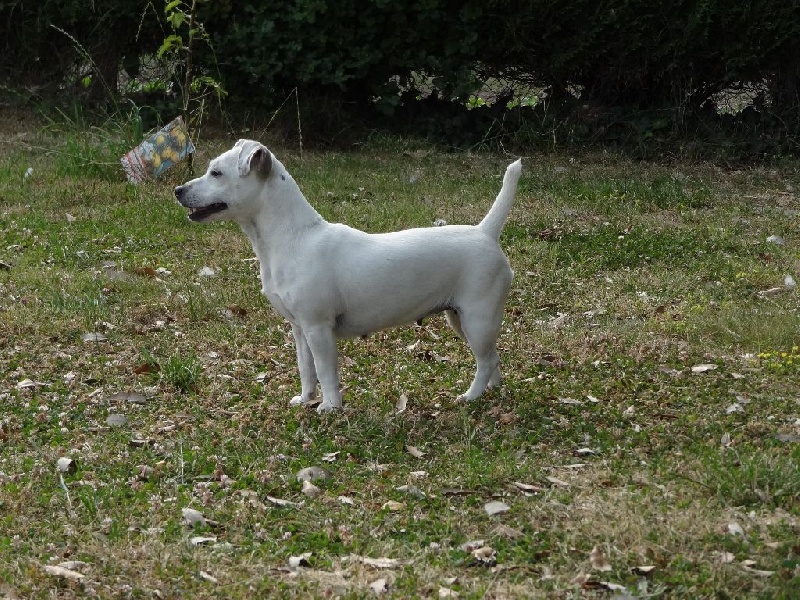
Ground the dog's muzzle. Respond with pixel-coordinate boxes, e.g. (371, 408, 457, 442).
(174, 185, 228, 222)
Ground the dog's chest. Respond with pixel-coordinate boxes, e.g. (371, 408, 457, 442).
(258, 263, 295, 321)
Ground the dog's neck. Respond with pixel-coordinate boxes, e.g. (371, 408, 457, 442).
(237, 168, 325, 265)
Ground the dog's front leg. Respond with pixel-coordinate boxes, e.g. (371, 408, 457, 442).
(302, 325, 343, 413)
(288, 323, 318, 407)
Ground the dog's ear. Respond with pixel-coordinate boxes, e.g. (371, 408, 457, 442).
(237, 141, 272, 178)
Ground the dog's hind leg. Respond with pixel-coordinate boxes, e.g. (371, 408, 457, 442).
(458, 338, 501, 401)
(303, 325, 343, 413)
(288, 324, 319, 407)
(449, 310, 503, 389)
(456, 300, 507, 401)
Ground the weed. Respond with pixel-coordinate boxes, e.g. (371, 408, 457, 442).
(160, 352, 203, 392)
(690, 447, 800, 511)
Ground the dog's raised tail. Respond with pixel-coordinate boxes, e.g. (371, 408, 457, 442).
(478, 159, 522, 240)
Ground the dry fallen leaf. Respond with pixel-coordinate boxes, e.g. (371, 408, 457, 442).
(266, 496, 300, 508)
(741, 560, 775, 577)
(396, 484, 426, 499)
(631, 565, 656, 575)
(484, 500, 510, 516)
(43, 565, 85, 581)
(81, 332, 107, 343)
(545, 476, 571, 488)
(182, 507, 206, 527)
(491, 523, 523, 539)
(226, 303, 248, 317)
(354, 556, 413, 569)
(369, 577, 388, 594)
(405, 445, 425, 459)
(134, 266, 157, 278)
(57, 561, 89, 571)
(322, 452, 340, 463)
(106, 413, 127, 427)
(56, 457, 77, 474)
(758, 287, 784, 298)
(727, 522, 745, 536)
(396, 394, 408, 413)
(106, 391, 147, 404)
(459, 540, 486, 552)
(691, 363, 718, 373)
(288, 553, 312, 568)
(589, 545, 613, 572)
(471, 545, 497, 565)
(199, 571, 219, 584)
(189, 535, 217, 546)
(296, 466, 333, 483)
(382, 500, 406, 512)
(133, 363, 157, 375)
(302, 480, 321, 497)
(599, 581, 628, 593)
(559, 397, 582, 405)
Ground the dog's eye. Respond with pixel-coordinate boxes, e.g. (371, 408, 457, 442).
(210, 170, 222, 178)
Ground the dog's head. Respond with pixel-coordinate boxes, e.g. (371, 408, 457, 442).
(174, 139, 275, 223)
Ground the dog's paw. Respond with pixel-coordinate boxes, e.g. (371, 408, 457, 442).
(289, 395, 306, 406)
(316, 401, 340, 414)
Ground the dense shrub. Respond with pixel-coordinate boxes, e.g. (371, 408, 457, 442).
(207, 0, 486, 111)
(1, 0, 798, 152)
(0, 0, 161, 103)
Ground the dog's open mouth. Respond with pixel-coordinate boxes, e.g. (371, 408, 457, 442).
(187, 202, 228, 221)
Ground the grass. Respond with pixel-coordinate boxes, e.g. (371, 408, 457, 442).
(1, 112, 800, 598)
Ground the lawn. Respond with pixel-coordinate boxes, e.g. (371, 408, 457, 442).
(1, 112, 799, 598)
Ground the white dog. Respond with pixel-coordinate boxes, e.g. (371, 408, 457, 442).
(175, 140, 522, 412)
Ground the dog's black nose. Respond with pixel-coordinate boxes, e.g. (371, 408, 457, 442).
(174, 185, 185, 200)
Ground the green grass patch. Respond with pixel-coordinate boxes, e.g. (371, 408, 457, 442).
(1, 117, 799, 598)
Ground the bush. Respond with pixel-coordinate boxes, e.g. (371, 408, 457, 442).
(207, 0, 485, 111)
(1, 0, 798, 153)
(0, 0, 161, 104)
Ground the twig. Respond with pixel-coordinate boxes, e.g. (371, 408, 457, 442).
(259, 87, 304, 158)
(295, 87, 303, 160)
(182, 0, 198, 174)
(179, 437, 185, 485)
(58, 473, 75, 518)
(671, 471, 714, 491)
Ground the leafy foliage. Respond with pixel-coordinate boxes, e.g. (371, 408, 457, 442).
(1, 0, 798, 152)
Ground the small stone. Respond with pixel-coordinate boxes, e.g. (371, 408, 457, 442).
(302, 480, 322, 497)
(295, 466, 333, 483)
(106, 414, 127, 427)
(81, 332, 107, 343)
(56, 457, 77, 474)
